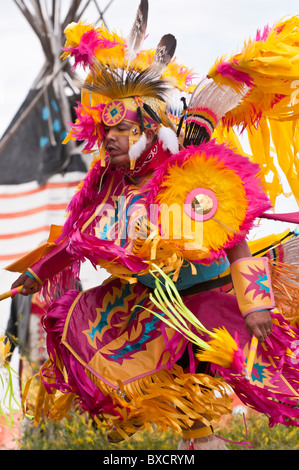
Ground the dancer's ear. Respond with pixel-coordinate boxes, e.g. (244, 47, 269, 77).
(145, 129, 156, 146)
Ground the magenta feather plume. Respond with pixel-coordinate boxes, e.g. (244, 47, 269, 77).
(215, 62, 254, 89)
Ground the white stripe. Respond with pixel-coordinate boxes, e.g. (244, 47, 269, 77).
(0, 210, 66, 235)
(0, 172, 86, 261)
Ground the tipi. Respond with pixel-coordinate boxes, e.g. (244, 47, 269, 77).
(0, 0, 115, 328)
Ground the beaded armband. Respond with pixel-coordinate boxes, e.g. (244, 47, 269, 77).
(230, 257, 275, 317)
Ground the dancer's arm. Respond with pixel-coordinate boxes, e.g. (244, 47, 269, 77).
(226, 240, 273, 343)
(10, 238, 76, 296)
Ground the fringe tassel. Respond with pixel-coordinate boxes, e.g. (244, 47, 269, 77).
(40, 263, 81, 305)
(24, 357, 232, 438)
(269, 259, 299, 326)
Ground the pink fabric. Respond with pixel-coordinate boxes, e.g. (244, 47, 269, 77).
(41, 290, 123, 418)
(261, 211, 299, 224)
(30, 239, 75, 283)
(184, 291, 299, 426)
(66, 229, 148, 273)
(57, 162, 124, 241)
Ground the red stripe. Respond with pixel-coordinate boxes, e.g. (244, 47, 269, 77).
(0, 181, 80, 199)
(0, 251, 29, 261)
(0, 203, 67, 219)
(0, 225, 51, 240)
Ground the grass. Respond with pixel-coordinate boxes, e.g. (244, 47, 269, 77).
(19, 408, 298, 450)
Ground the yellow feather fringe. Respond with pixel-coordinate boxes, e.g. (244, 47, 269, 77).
(196, 327, 241, 370)
(209, 15, 299, 206)
(269, 259, 299, 327)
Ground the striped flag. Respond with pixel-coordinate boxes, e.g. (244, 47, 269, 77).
(0, 173, 84, 263)
(0, 172, 86, 330)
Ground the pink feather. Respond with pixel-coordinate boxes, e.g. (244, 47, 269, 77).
(216, 62, 254, 88)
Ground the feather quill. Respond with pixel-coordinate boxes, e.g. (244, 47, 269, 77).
(126, 0, 149, 64)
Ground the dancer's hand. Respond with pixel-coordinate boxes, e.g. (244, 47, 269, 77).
(11, 273, 40, 297)
(245, 309, 272, 343)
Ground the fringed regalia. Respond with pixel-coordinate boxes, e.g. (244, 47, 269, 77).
(5, 1, 299, 442)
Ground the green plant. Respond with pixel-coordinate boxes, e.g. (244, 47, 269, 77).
(20, 412, 180, 450)
(215, 411, 299, 450)
(20, 408, 298, 450)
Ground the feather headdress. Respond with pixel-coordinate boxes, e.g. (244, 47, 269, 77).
(83, 61, 173, 103)
(182, 77, 248, 147)
(63, 0, 182, 166)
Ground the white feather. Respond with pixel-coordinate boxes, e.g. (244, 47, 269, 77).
(129, 133, 148, 160)
(158, 126, 179, 154)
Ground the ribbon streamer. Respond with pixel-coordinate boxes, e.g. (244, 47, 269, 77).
(245, 335, 258, 381)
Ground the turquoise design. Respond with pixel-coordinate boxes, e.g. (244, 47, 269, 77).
(109, 310, 161, 361)
(52, 119, 61, 133)
(51, 100, 59, 112)
(138, 257, 230, 290)
(256, 274, 270, 294)
(40, 136, 49, 148)
(42, 106, 50, 120)
(87, 281, 161, 362)
(247, 361, 267, 384)
(87, 283, 132, 342)
(110, 108, 118, 117)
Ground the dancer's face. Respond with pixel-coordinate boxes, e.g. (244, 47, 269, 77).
(104, 120, 156, 167)
(104, 120, 132, 166)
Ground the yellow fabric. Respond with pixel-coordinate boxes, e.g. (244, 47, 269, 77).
(182, 426, 213, 439)
(248, 229, 291, 256)
(230, 257, 275, 316)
